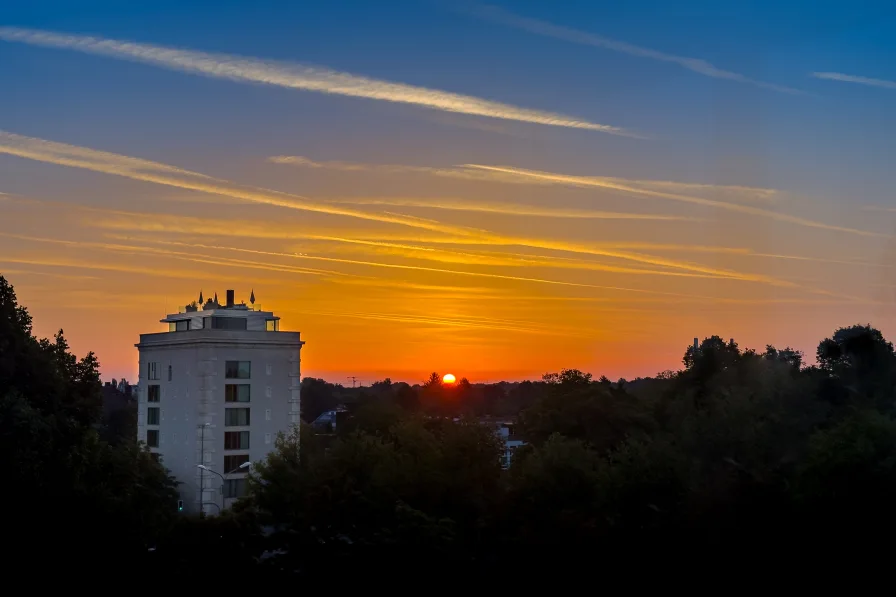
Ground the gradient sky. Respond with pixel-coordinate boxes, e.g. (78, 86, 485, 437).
(3, 0, 896, 384)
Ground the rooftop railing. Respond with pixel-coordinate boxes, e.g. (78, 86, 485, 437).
(177, 303, 265, 314)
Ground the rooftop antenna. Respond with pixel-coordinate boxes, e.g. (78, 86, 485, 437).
(347, 376, 358, 388)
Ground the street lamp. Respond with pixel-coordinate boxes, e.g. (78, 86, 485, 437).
(227, 461, 253, 476)
(196, 462, 251, 511)
(197, 463, 225, 483)
(224, 462, 252, 503)
(198, 423, 211, 516)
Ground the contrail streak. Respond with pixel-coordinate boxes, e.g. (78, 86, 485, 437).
(0, 130, 808, 286)
(462, 4, 802, 94)
(270, 155, 779, 201)
(812, 72, 896, 90)
(0, 130, 487, 237)
(462, 163, 887, 238)
(0, 26, 632, 135)
(119, 236, 726, 294)
(0, 232, 356, 279)
(330, 197, 701, 221)
(296, 309, 581, 336)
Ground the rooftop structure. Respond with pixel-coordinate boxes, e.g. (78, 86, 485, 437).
(162, 288, 281, 332)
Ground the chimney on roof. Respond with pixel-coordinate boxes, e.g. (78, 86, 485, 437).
(694, 338, 699, 351)
(226, 289, 235, 308)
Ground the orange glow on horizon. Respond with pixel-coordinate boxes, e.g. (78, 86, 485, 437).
(3, 101, 893, 386)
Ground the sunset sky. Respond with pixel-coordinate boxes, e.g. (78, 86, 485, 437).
(3, 1, 896, 384)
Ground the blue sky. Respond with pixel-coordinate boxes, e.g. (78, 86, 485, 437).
(2, 1, 896, 382)
(4, 1, 895, 193)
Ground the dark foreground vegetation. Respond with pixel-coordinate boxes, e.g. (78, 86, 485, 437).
(4, 273, 896, 578)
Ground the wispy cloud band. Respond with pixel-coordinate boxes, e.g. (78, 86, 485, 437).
(269, 155, 779, 202)
(330, 196, 701, 221)
(0, 130, 819, 288)
(463, 4, 801, 94)
(0, 130, 488, 238)
(812, 71, 896, 90)
(460, 163, 884, 238)
(0, 26, 631, 135)
(269, 154, 872, 236)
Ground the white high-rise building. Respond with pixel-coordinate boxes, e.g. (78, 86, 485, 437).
(135, 289, 303, 515)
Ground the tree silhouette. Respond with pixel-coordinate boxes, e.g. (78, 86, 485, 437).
(0, 274, 178, 569)
(424, 372, 442, 387)
(9, 268, 896, 575)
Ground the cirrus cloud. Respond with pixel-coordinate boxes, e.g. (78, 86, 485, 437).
(0, 26, 633, 136)
(812, 71, 896, 90)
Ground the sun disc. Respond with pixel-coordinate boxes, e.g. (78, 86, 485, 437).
(443, 373, 456, 384)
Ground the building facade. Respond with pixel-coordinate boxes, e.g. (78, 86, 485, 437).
(135, 289, 303, 514)
(496, 421, 526, 469)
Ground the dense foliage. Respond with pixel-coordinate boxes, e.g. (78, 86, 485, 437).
(5, 272, 896, 575)
(0, 276, 179, 569)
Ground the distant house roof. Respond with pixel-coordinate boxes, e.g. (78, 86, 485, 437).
(101, 384, 134, 419)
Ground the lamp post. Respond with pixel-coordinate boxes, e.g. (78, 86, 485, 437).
(196, 462, 251, 512)
(200, 502, 221, 514)
(197, 423, 210, 516)
(228, 461, 253, 475)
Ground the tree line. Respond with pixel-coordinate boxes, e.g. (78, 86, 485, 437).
(3, 273, 896, 577)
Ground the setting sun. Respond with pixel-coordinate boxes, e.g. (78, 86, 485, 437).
(442, 373, 456, 384)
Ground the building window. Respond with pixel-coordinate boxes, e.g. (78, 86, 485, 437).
(224, 478, 246, 499)
(225, 408, 250, 426)
(211, 317, 247, 330)
(147, 407, 160, 425)
(169, 319, 191, 332)
(265, 319, 279, 331)
(148, 362, 159, 380)
(224, 454, 250, 472)
(225, 361, 251, 379)
(148, 385, 160, 402)
(225, 384, 251, 403)
(225, 431, 250, 450)
(146, 429, 159, 447)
